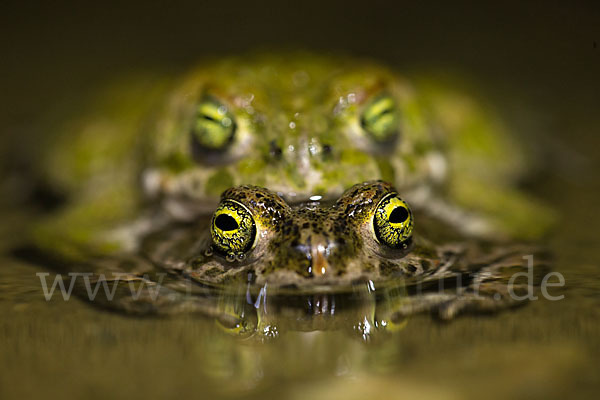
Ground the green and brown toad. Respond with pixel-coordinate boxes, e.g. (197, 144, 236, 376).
(24, 54, 553, 331)
(32, 53, 553, 262)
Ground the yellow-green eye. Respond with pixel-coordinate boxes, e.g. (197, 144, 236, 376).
(211, 200, 256, 255)
(360, 94, 400, 142)
(373, 193, 413, 249)
(192, 98, 236, 150)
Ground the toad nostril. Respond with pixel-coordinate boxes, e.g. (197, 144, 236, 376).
(291, 240, 310, 258)
(269, 140, 283, 160)
(320, 144, 333, 161)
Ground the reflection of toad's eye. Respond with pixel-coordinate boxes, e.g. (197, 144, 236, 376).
(192, 98, 236, 150)
(372, 193, 413, 249)
(211, 200, 256, 255)
(360, 94, 400, 142)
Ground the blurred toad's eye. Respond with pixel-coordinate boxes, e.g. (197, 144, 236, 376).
(372, 193, 413, 249)
(360, 94, 400, 142)
(192, 98, 236, 150)
(211, 199, 256, 255)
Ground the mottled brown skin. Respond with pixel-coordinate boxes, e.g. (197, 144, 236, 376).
(184, 181, 421, 288)
(50, 181, 550, 330)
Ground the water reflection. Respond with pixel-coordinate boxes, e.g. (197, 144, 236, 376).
(212, 279, 411, 341)
(30, 252, 553, 344)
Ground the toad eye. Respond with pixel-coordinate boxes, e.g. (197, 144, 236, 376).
(372, 193, 413, 249)
(192, 98, 236, 150)
(211, 199, 256, 255)
(360, 94, 400, 142)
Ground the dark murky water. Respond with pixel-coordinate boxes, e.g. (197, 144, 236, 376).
(1, 2, 599, 399)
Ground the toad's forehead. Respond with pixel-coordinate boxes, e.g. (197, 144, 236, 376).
(182, 54, 404, 109)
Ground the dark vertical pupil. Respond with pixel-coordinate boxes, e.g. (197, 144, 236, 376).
(215, 214, 239, 231)
(389, 207, 408, 224)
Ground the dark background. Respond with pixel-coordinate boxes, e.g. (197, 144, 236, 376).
(0, 1, 598, 184)
(1, 2, 598, 118)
